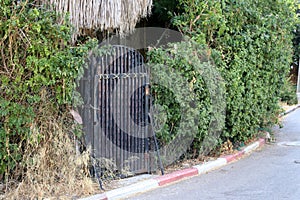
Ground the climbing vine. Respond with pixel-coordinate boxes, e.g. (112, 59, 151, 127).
(0, 1, 96, 180)
(149, 0, 298, 156)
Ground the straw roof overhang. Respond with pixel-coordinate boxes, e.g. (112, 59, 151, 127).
(41, 0, 153, 40)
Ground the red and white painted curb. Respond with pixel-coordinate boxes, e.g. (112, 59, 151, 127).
(279, 104, 300, 117)
(80, 138, 265, 200)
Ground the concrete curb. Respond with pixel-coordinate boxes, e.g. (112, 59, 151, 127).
(154, 168, 198, 186)
(193, 158, 227, 175)
(105, 179, 159, 200)
(80, 138, 265, 200)
(279, 104, 300, 117)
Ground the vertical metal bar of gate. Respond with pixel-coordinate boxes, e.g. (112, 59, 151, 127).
(134, 50, 138, 171)
(99, 55, 104, 162)
(114, 46, 118, 169)
(129, 49, 134, 172)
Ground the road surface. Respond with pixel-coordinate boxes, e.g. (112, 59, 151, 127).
(129, 109, 300, 200)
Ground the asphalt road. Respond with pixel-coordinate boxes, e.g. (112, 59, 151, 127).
(128, 109, 300, 200)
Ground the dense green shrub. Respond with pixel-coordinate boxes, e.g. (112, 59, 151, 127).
(0, 1, 94, 179)
(293, 4, 300, 65)
(148, 42, 226, 158)
(149, 0, 298, 155)
(279, 78, 298, 105)
(151, 0, 180, 27)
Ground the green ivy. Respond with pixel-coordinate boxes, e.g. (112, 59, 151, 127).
(0, 1, 96, 178)
(151, 0, 298, 152)
(148, 42, 226, 157)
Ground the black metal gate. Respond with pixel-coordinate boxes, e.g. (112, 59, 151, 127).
(79, 45, 152, 175)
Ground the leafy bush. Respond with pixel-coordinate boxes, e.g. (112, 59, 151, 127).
(148, 42, 226, 158)
(280, 78, 298, 105)
(149, 0, 298, 154)
(0, 1, 95, 183)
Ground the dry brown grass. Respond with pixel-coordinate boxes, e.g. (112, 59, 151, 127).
(1, 107, 96, 199)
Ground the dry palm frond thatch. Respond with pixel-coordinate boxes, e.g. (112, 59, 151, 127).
(41, 0, 152, 40)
